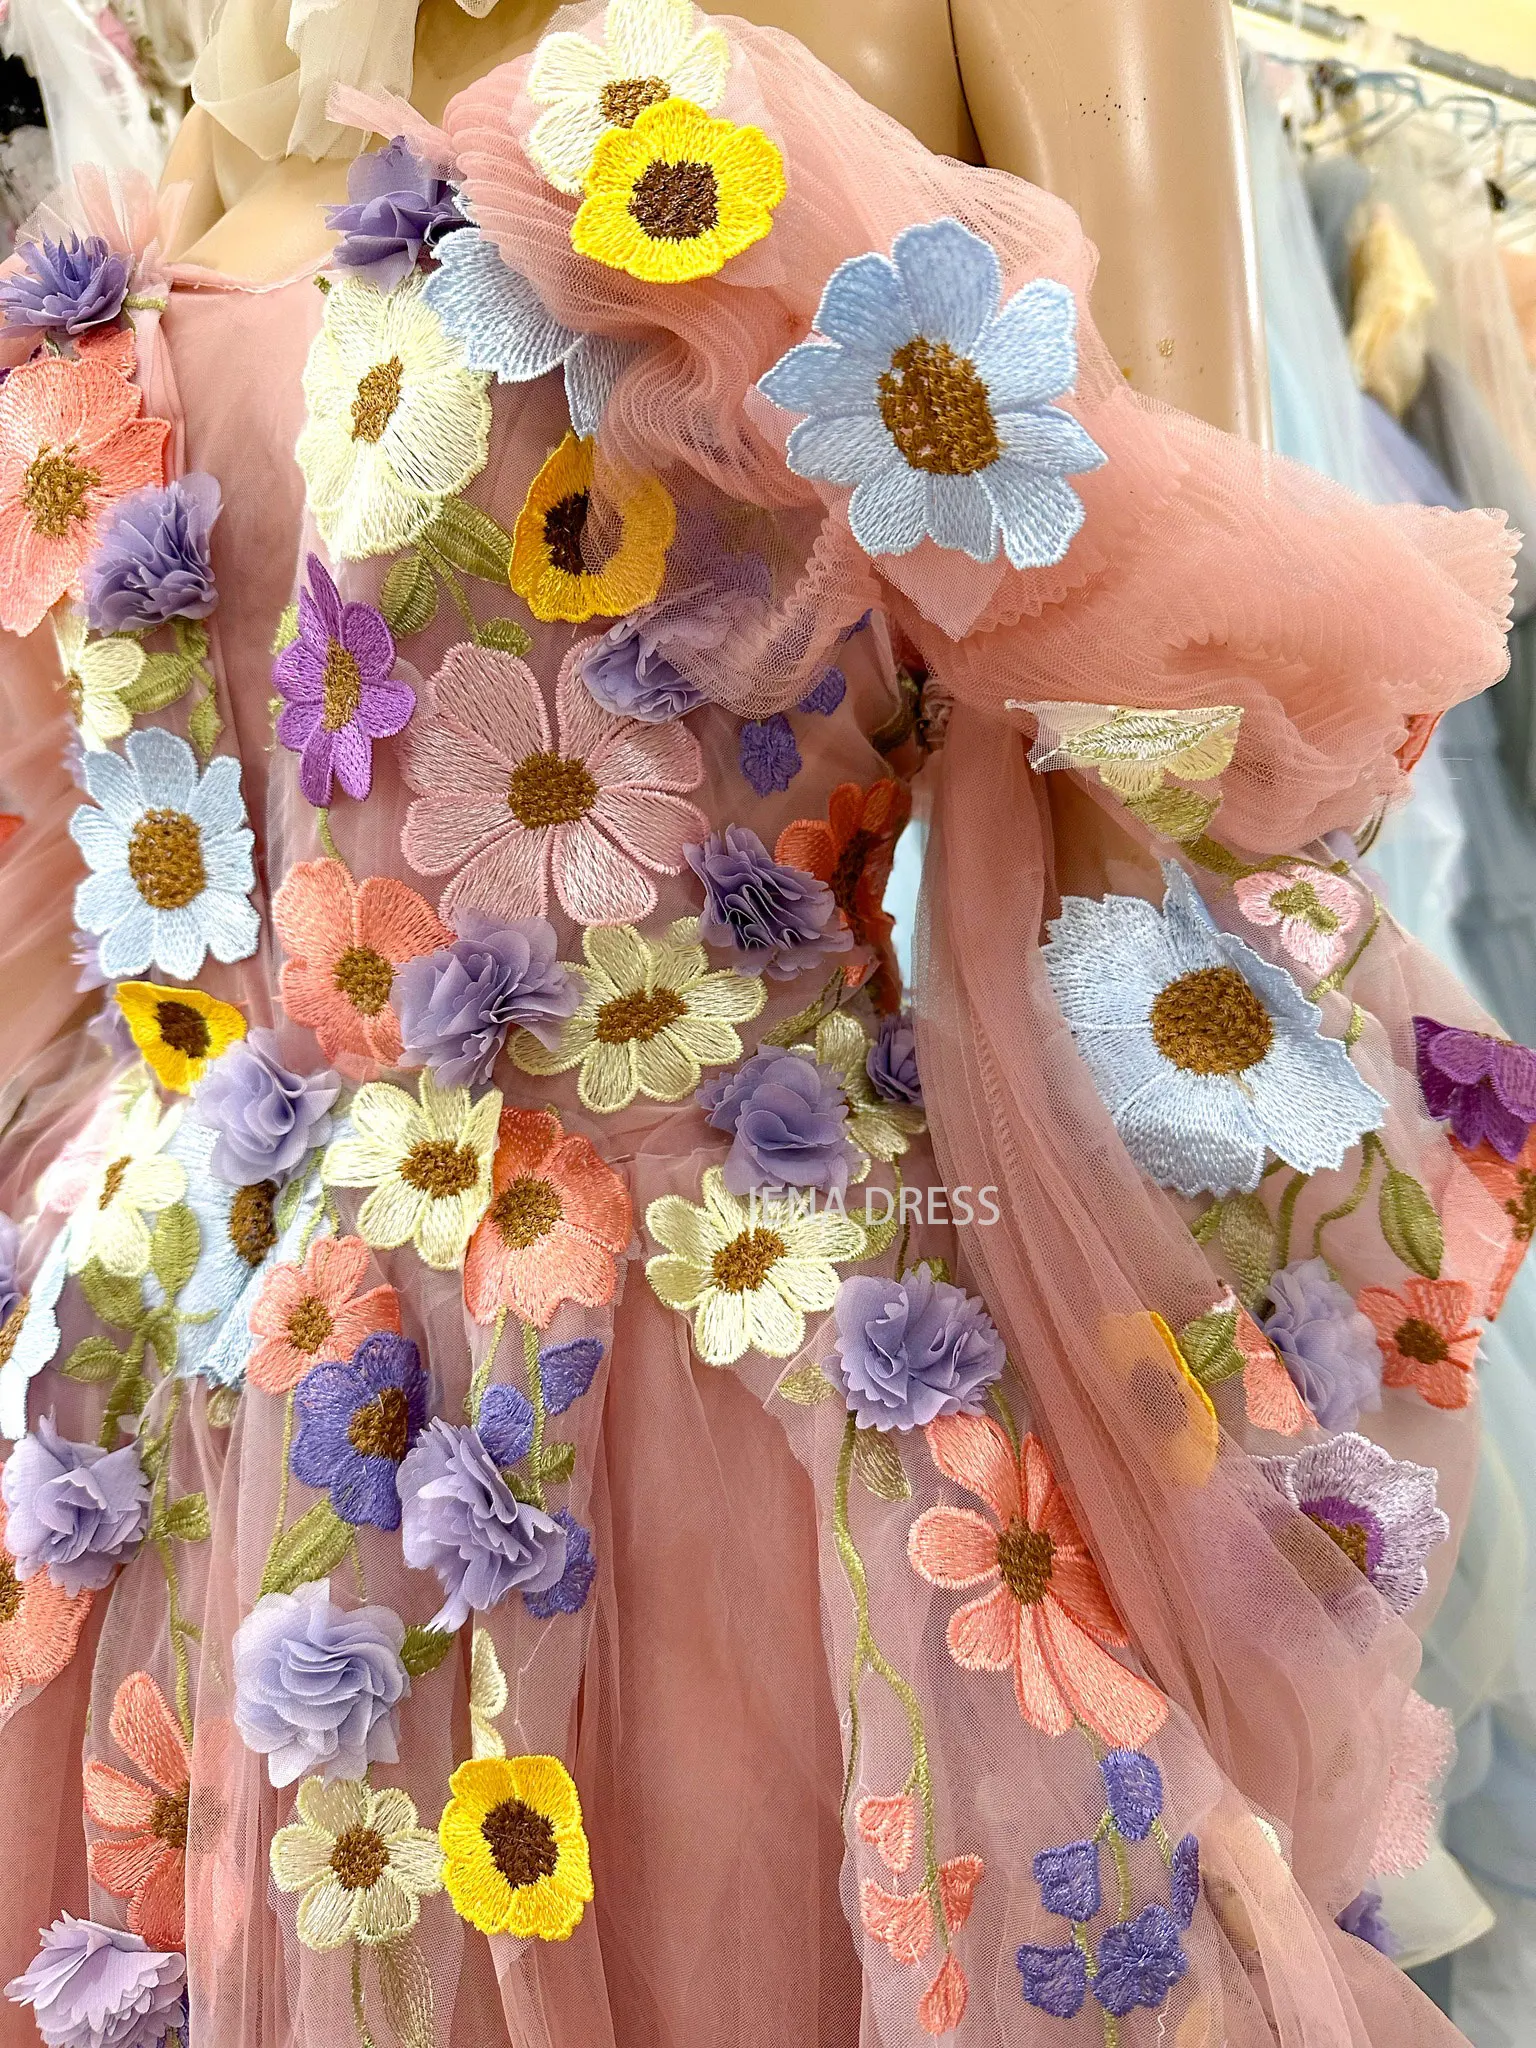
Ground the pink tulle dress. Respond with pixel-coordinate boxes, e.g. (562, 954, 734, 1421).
(0, 6, 1528, 2045)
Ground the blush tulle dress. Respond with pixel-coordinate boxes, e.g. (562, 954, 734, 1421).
(0, 6, 1529, 2046)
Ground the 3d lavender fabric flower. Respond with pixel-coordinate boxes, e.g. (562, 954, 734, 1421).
(0, 1417, 148, 1594)
(84, 476, 221, 634)
(830, 1268, 1004, 1430)
(232, 1580, 410, 1786)
(325, 136, 462, 291)
(191, 1028, 339, 1183)
(1412, 1016, 1536, 1160)
(4, 1918, 186, 2048)
(1257, 1259, 1382, 1432)
(697, 1048, 858, 1196)
(0, 232, 129, 333)
(758, 217, 1106, 568)
(685, 825, 852, 980)
(394, 914, 579, 1089)
(1044, 864, 1386, 1198)
(1253, 1433, 1448, 1614)
(580, 618, 707, 722)
(867, 1007, 921, 1105)
(398, 1419, 570, 1632)
(274, 554, 416, 806)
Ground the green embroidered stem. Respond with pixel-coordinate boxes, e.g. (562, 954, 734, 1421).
(1309, 899, 1382, 1002)
(1272, 1171, 1309, 1270)
(420, 543, 480, 644)
(1110, 1831, 1133, 1920)
(523, 1319, 547, 1510)
(1344, 1002, 1368, 1048)
(893, 1163, 911, 1281)
(269, 1392, 296, 1561)
(986, 1377, 1023, 1457)
(350, 1943, 378, 2048)
(350, 1530, 369, 1603)
(314, 807, 343, 865)
(145, 1382, 195, 1741)
(98, 1330, 148, 1449)
(1150, 1816, 1174, 1865)
(1310, 1131, 1382, 1260)
(467, 1307, 507, 1427)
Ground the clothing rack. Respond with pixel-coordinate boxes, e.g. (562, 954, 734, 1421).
(1233, 0, 1536, 113)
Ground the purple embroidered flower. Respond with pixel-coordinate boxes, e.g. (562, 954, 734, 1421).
(799, 667, 847, 716)
(477, 1384, 535, 1467)
(830, 1268, 1005, 1431)
(698, 1047, 857, 1197)
(1258, 1258, 1382, 1432)
(84, 475, 221, 634)
(1017, 1942, 1087, 2019)
(0, 1213, 20, 1328)
(685, 824, 853, 981)
(290, 1332, 428, 1532)
(1337, 1888, 1396, 1955)
(232, 1580, 409, 1786)
(192, 1028, 339, 1183)
(4, 1917, 185, 2048)
(1100, 1749, 1163, 1841)
(274, 554, 415, 805)
(1169, 1833, 1200, 1928)
(0, 234, 129, 335)
(581, 619, 707, 723)
(539, 1336, 603, 1415)
(394, 914, 578, 1089)
(398, 1418, 568, 1634)
(739, 714, 801, 795)
(1253, 1432, 1447, 1615)
(867, 1007, 921, 1106)
(0, 1415, 148, 1595)
(1034, 1839, 1101, 1920)
(523, 1507, 596, 1619)
(325, 137, 461, 291)
(1092, 1904, 1187, 2016)
(1413, 1016, 1536, 1161)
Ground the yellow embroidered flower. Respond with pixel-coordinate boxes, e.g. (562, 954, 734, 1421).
(803, 1011, 924, 1172)
(114, 981, 246, 1093)
(271, 1776, 444, 1950)
(527, 0, 730, 196)
(572, 99, 785, 286)
(1101, 1309, 1220, 1488)
(322, 1069, 501, 1271)
(510, 432, 675, 624)
(646, 1165, 866, 1366)
(296, 275, 492, 561)
(511, 917, 764, 1113)
(439, 1754, 593, 1941)
(1026, 702, 1243, 801)
(65, 1085, 186, 1277)
(469, 1627, 508, 1760)
(53, 609, 144, 752)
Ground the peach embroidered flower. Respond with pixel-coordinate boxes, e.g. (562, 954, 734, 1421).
(246, 1234, 402, 1395)
(274, 858, 451, 1074)
(82, 1670, 190, 1948)
(0, 351, 168, 635)
(1232, 1296, 1313, 1436)
(1451, 1130, 1536, 1317)
(1357, 1277, 1480, 1410)
(907, 1415, 1166, 1746)
(464, 1108, 631, 1329)
(400, 637, 707, 928)
(775, 778, 910, 1011)
(0, 1493, 92, 1729)
(1231, 867, 1364, 976)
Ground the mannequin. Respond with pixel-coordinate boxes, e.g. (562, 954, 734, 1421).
(163, 0, 1270, 439)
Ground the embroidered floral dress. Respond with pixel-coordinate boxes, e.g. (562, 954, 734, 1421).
(0, 8, 1527, 2048)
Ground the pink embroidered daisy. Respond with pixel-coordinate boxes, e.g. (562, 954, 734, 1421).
(400, 637, 708, 927)
(1231, 867, 1363, 976)
(274, 859, 451, 1075)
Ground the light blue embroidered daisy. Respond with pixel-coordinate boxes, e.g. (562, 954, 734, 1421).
(421, 226, 636, 439)
(758, 217, 1106, 569)
(1043, 864, 1386, 1199)
(70, 728, 259, 982)
(0, 1229, 69, 1441)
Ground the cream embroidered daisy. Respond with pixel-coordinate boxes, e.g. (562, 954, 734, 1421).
(526, 0, 730, 196)
(804, 1011, 924, 1171)
(64, 1085, 187, 1278)
(322, 1069, 501, 1271)
(469, 1627, 509, 1760)
(270, 1776, 443, 1951)
(53, 609, 144, 751)
(510, 917, 764, 1113)
(1025, 702, 1243, 800)
(645, 1165, 866, 1365)
(296, 275, 492, 562)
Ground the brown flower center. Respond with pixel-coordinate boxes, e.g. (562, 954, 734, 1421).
(0, 1554, 23, 1626)
(150, 1784, 189, 1851)
(1506, 1169, 1536, 1244)
(710, 1227, 784, 1293)
(600, 75, 673, 126)
(1307, 1513, 1371, 1575)
(401, 1139, 481, 1200)
(0, 1297, 29, 1370)
(1149, 965, 1274, 1077)
(877, 338, 1001, 477)
(995, 1519, 1055, 1605)
(829, 827, 877, 919)
(322, 641, 363, 733)
(127, 808, 207, 912)
(330, 1823, 389, 1892)
(63, 668, 84, 719)
(628, 157, 720, 241)
(594, 988, 688, 1044)
(332, 945, 394, 1017)
(347, 1385, 412, 1462)
(155, 999, 211, 1060)
(287, 1293, 335, 1355)
(492, 1175, 562, 1250)
(482, 1797, 559, 1888)
(100, 1157, 131, 1209)
(351, 357, 404, 444)
(22, 446, 100, 537)
(507, 752, 599, 830)
(228, 1182, 279, 1267)
(1394, 1316, 1449, 1366)
(542, 491, 592, 579)
(1267, 880, 1341, 934)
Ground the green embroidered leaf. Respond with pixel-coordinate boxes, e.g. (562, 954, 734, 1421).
(206, 1386, 241, 1429)
(777, 1363, 839, 1406)
(530, 1440, 576, 1484)
(377, 1934, 436, 2048)
(273, 1173, 310, 1235)
(1379, 1168, 1444, 1280)
(271, 602, 300, 654)
(61, 1334, 123, 1384)
(150, 1202, 200, 1297)
(141, 1308, 178, 1375)
(1183, 834, 1252, 881)
(853, 1428, 911, 1502)
(98, 1373, 151, 1447)
(425, 500, 514, 582)
(479, 616, 533, 656)
(1177, 1306, 1245, 1387)
(162, 1492, 211, 1543)
(380, 550, 439, 638)
(120, 647, 198, 715)
(1217, 1192, 1277, 1307)
(259, 1500, 355, 1597)
(1190, 1202, 1222, 1245)
(858, 1210, 901, 1259)
(505, 1470, 541, 1505)
(760, 970, 843, 1050)
(913, 1255, 953, 1286)
(401, 1626, 455, 1677)
(1124, 785, 1220, 844)
(78, 1260, 146, 1330)
(187, 683, 223, 763)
